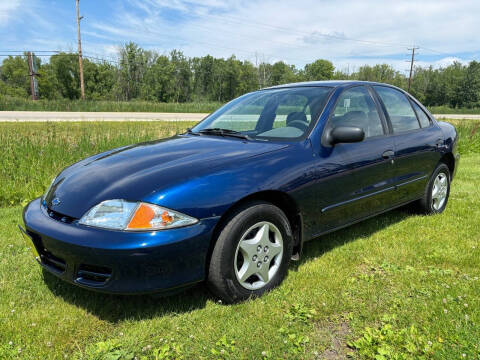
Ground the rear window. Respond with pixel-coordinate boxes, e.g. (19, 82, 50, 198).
(374, 86, 420, 133)
(411, 101, 431, 128)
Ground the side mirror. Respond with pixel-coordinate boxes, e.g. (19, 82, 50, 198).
(327, 126, 365, 145)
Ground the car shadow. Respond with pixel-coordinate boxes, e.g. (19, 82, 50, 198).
(43, 207, 413, 323)
(43, 271, 212, 323)
(295, 207, 412, 267)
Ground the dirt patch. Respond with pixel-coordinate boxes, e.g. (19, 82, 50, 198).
(314, 321, 351, 359)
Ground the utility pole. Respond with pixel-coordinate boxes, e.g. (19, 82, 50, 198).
(76, 0, 85, 100)
(27, 52, 38, 100)
(407, 47, 419, 92)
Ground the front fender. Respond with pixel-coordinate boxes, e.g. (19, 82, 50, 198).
(143, 142, 315, 220)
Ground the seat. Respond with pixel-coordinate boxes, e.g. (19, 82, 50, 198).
(286, 112, 309, 132)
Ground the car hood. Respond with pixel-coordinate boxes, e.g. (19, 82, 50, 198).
(44, 135, 288, 219)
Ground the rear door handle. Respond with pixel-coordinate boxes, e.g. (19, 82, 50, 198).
(382, 150, 395, 159)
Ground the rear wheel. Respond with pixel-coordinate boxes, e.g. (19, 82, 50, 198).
(415, 163, 450, 214)
(207, 201, 293, 303)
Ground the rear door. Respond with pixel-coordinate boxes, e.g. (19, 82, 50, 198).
(373, 86, 443, 203)
(313, 85, 397, 234)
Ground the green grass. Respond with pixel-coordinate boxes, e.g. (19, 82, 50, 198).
(428, 105, 480, 115)
(0, 97, 220, 113)
(2, 96, 480, 115)
(0, 120, 479, 359)
(1, 119, 478, 208)
(0, 121, 196, 207)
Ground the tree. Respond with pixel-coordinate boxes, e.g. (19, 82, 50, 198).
(303, 59, 334, 81)
(460, 61, 480, 107)
(170, 50, 191, 102)
(353, 64, 405, 88)
(142, 55, 175, 102)
(49, 53, 80, 99)
(2, 43, 480, 110)
(115, 42, 152, 100)
(83, 59, 116, 100)
(270, 61, 299, 85)
(0, 55, 30, 98)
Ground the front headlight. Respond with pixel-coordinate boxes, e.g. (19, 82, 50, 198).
(78, 199, 198, 231)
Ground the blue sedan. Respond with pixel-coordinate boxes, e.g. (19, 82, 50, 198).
(21, 81, 459, 303)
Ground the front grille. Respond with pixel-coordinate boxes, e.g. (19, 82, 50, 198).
(76, 264, 112, 286)
(46, 208, 76, 224)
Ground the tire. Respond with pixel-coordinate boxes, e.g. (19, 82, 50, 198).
(415, 163, 451, 215)
(207, 201, 293, 303)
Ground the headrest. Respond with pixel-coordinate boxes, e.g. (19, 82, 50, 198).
(286, 112, 307, 124)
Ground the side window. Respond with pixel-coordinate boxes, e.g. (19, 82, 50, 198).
(374, 86, 420, 132)
(330, 86, 384, 138)
(411, 101, 431, 128)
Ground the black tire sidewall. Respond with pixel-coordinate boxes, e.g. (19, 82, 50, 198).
(208, 202, 293, 302)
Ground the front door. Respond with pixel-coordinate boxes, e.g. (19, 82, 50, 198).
(313, 86, 397, 235)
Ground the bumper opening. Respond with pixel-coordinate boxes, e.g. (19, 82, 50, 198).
(76, 264, 112, 287)
(27, 229, 67, 273)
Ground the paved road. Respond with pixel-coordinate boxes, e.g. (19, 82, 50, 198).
(432, 114, 480, 120)
(0, 111, 479, 122)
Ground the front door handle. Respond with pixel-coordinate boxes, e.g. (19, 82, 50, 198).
(382, 150, 395, 159)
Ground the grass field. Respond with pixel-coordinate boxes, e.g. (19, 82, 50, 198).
(428, 105, 480, 115)
(0, 120, 479, 359)
(2, 97, 480, 115)
(1, 119, 479, 208)
(0, 97, 222, 113)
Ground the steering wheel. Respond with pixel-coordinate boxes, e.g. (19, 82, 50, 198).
(288, 120, 309, 132)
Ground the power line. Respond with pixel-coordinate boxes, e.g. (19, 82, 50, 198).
(0, 52, 118, 64)
(191, 12, 415, 49)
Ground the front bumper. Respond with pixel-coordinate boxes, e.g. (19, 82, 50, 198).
(22, 198, 219, 294)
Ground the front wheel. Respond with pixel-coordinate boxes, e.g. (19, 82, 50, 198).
(207, 201, 293, 303)
(415, 163, 451, 214)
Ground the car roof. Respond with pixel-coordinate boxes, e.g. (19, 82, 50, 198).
(265, 80, 404, 92)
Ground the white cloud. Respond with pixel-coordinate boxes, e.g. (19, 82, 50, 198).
(88, 0, 480, 70)
(5, 0, 478, 71)
(0, 0, 21, 26)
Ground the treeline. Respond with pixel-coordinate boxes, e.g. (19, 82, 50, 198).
(1, 42, 480, 108)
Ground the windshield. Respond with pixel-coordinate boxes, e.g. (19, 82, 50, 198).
(192, 87, 332, 141)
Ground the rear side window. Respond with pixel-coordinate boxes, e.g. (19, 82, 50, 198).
(411, 101, 431, 128)
(374, 86, 420, 132)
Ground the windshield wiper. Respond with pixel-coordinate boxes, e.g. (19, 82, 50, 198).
(198, 128, 250, 140)
(185, 128, 200, 136)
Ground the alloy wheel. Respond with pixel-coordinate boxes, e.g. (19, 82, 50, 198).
(234, 221, 284, 290)
(432, 172, 448, 210)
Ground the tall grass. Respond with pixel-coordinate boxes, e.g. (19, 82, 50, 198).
(444, 119, 480, 154)
(0, 121, 195, 206)
(0, 97, 221, 113)
(0, 119, 477, 208)
(2, 96, 480, 114)
(429, 105, 480, 114)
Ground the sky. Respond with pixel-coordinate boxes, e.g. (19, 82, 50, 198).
(1, 0, 479, 75)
